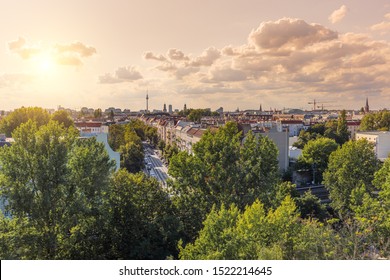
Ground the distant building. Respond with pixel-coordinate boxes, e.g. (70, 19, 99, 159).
(356, 131, 390, 161)
(168, 104, 173, 114)
(163, 104, 167, 113)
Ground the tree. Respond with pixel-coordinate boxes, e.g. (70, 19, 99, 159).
(180, 196, 337, 260)
(51, 110, 74, 128)
(107, 170, 179, 259)
(0, 107, 50, 136)
(298, 137, 338, 184)
(323, 139, 380, 216)
(0, 120, 115, 259)
(169, 122, 280, 242)
(108, 124, 125, 151)
(94, 108, 103, 118)
(119, 141, 144, 173)
(295, 191, 329, 221)
(360, 110, 390, 131)
(336, 110, 350, 144)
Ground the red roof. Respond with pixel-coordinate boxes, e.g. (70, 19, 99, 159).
(75, 122, 102, 128)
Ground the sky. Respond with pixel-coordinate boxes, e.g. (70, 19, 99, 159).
(1, 0, 390, 112)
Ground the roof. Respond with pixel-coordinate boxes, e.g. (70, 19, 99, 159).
(75, 122, 102, 128)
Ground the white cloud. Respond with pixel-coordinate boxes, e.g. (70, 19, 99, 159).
(371, 22, 390, 33)
(8, 37, 40, 59)
(99, 66, 143, 84)
(55, 42, 96, 57)
(8, 37, 96, 66)
(329, 5, 348, 24)
(188, 47, 221, 67)
(249, 18, 338, 51)
(143, 51, 167, 61)
(167, 48, 189, 61)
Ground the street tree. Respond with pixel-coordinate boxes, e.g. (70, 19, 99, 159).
(323, 139, 380, 216)
(298, 137, 338, 184)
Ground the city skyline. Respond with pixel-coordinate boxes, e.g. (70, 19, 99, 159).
(1, 1, 390, 111)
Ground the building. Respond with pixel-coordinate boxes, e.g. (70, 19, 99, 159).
(75, 121, 109, 134)
(356, 131, 390, 161)
(250, 125, 289, 171)
(80, 132, 120, 171)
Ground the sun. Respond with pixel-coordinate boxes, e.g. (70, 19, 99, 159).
(34, 53, 56, 74)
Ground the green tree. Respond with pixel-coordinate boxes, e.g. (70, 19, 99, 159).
(295, 190, 329, 221)
(108, 124, 125, 151)
(51, 110, 74, 128)
(0, 120, 114, 259)
(119, 141, 144, 173)
(298, 137, 338, 184)
(323, 139, 380, 216)
(0, 107, 50, 136)
(336, 110, 350, 144)
(107, 170, 179, 259)
(180, 197, 337, 260)
(360, 110, 390, 131)
(169, 122, 280, 242)
(94, 108, 103, 118)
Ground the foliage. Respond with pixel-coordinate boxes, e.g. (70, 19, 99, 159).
(298, 137, 338, 184)
(336, 110, 349, 145)
(51, 110, 74, 128)
(119, 141, 144, 173)
(323, 139, 380, 216)
(295, 191, 329, 221)
(106, 170, 179, 259)
(169, 122, 280, 242)
(0, 107, 51, 137)
(180, 197, 338, 260)
(360, 110, 390, 131)
(0, 121, 115, 259)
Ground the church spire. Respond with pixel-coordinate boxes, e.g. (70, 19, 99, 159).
(365, 97, 369, 113)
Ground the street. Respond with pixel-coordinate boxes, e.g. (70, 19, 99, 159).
(143, 142, 170, 186)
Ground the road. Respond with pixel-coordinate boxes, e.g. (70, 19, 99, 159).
(143, 142, 170, 186)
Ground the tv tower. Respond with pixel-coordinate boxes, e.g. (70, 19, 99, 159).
(146, 90, 149, 112)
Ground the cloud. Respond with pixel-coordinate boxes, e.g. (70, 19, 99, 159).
(371, 13, 390, 34)
(188, 47, 221, 66)
(249, 18, 338, 51)
(99, 66, 143, 84)
(55, 42, 96, 57)
(56, 55, 83, 66)
(116, 66, 143, 80)
(7, 37, 96, 66)
(8, 37, 41, 59)
(329, 5, 348, 24)
(167, 48, 189, 61)
(143, 51, 167, 61)
(206, 67, 248, 82)
(141, 17, 390, 107)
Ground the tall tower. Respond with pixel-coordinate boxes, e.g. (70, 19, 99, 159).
(365, 97, 369, 113)
(163, 103, 167, 112)
(146, 91, 149, 112)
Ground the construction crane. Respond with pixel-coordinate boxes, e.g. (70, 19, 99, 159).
(308, 99, 334, 111)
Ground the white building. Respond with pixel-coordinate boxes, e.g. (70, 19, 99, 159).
(80, 132, 120, 171)
(356, 131, 390, 161)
